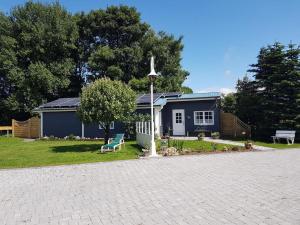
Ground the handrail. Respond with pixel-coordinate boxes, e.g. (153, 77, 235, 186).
(236, 117, 250, 131)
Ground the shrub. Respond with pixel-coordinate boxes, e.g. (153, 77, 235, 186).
(66, 134, 76, 140)
(244, 140, 253, 150)
(222, 146, 228, 151)
(211, 143, 218, 151)
(231, 146, 240, 151)
(198, 132, 205, 140)
(49, 135, 56, 141)
(170, 139, 184, 153)
(211, 132, 220, 139)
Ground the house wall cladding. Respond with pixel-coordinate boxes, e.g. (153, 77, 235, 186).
(43, 111, 124, 138)
(161, 100, 220, 135)
(84, 122, 124, 138)
(43, 112, 82, 137)
(42, 99, 220, 138)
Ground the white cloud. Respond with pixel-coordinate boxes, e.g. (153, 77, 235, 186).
(220, 88, 236, 95)
(224, 69, 232, 77)
(223, 47, 235, 63)
(196, 87, 236, 95)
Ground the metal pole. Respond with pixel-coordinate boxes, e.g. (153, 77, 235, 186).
(150, 81, 157, 156)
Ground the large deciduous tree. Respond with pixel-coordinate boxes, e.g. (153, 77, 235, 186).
(77, 78, 136, 143)
(0, 2, 190, 125)
(1, 2, 79, 122)
(76, 6, 189, 92)
(0, 12, 17, 124)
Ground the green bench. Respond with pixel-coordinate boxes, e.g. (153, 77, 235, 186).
(101, 133, 125, 153)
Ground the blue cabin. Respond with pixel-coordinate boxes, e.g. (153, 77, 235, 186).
(34, 92, 221, 138)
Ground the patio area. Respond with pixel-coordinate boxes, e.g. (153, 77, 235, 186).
(1, 148, 299, 225)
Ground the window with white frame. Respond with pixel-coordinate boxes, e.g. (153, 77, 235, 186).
(99, 122, 114, 129)
(194, 111, 214, 125)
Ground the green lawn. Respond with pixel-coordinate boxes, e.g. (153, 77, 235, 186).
(181, 140, 234, 152)
(251, 141, 300, 149)
(223, 138, 300, 149)
(0, 137, 141, 169)
(226, 138, 300, 149)
(0, 137, 240, 169)
(158, 139, 236, 153)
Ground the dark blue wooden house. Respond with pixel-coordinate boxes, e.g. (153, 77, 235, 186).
(34, 92, 221, 138)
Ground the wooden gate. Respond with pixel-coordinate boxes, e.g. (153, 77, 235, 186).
(12, 117, 40, 138)
(220, 112, 251, 138)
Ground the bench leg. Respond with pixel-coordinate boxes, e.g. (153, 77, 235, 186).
(287, 138, 294, 145)
(273, 137, 276, 144)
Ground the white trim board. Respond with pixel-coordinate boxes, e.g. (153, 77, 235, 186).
(194, 111, 214, 125)
(167, 97, 219, 102)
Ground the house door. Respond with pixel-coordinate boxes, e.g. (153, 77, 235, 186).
(172, 109, 185, 135)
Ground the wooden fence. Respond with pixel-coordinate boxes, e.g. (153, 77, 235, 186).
(220, 112, 251, 138)
(12, 117, 40, 138)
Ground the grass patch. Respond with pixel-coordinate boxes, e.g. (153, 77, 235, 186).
(223, 137, 300, 149)
(250, 141, 300, 149)
(182, 140, 234, 152)
(0, 137, 141, 169)
(158, 139, 235, 153)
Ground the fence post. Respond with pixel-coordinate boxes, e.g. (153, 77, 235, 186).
(12, 119, 15, 137)
(148, 121, 151, 135)
(28, 118, 31, 138)
(234, 116, 237, 137)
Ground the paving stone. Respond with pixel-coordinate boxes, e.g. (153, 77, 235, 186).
(0, 149, 299, 225)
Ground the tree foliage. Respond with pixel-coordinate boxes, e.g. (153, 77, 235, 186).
(221, 93, 236, 114)
(0, 2, 189, 124)
(77, 78, 136, 143)
(180, 86, 193, 94)
(0, 2, 79, 122)
(224, 42, 300, 140)
(76, 6, 188, 91)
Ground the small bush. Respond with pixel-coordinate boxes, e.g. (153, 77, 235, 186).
(49, 135, 56, 141)
(170, 139, 184, 153)
(167, 137, 171, 148)
(211, 132, 220, 139)
(231, 146, 240, 151)
(211, 143, 218, 151)
(198, 132, 205, 140)
(222, 146, 228, 151)
(65, 134, 76, 140)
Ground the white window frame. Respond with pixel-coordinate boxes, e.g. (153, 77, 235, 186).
(194, 111, 214, 125)
(99, 122, 115, 130)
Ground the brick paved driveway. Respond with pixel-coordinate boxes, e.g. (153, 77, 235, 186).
(1, 149, 300, 225)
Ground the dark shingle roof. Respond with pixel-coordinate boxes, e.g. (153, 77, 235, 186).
(38, 98, 80, 109)
(36, 92, 220, 110)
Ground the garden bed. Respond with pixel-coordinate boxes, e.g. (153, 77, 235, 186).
(156, 139, 248, 157)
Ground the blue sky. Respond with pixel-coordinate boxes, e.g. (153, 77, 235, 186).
(2, 0, 300, 93)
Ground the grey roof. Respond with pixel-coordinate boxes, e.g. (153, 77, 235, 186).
(136, 93, 163, 104)
(38, 98, 80, 109)
(169, 92, 221, 100)
(36, 92, 220, 110)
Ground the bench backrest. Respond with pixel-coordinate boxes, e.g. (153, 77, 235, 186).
(113, 133, 124, 142)
(275, 130, 296, 138)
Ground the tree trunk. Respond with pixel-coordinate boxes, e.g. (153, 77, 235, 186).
(104, 124, 110, 144)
